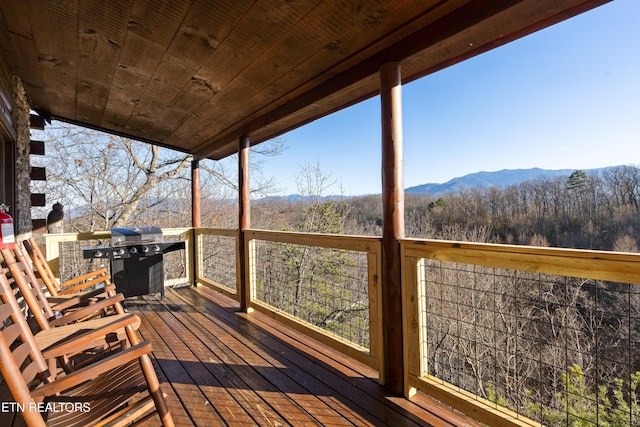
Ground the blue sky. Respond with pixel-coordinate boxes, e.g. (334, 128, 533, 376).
(258, 0, 639, 196)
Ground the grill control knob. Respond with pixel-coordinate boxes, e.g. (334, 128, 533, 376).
(142, 246, 149, 253)
(129, 247, 138, 254)
(116, 248, 125, 255)
(153, 245, 161, 252)
(95, 251, 103, 258)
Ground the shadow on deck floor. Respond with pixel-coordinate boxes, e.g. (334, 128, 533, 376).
(127, 286, 482, 427)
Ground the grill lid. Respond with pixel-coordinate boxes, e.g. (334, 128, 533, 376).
(110, 226, 163, 244)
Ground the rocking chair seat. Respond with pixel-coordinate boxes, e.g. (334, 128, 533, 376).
(42, 359, 151, 427)
(34, 314, 141, 357)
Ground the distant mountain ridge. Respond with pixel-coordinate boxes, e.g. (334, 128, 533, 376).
(405, 166, 617, 196)
(258, 166, 623, 202)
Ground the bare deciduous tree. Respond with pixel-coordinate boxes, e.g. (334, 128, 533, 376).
(37, 122, 284, 230)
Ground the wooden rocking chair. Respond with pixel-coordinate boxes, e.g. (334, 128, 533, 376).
(0, 265, 174, 426)
(0, 263, 142, 376)
(1, 247, 142, 375)
(1, 246, 124, 328)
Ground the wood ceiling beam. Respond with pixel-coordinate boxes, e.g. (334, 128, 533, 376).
(1, 0, 609, 160)
(192, 0, 529, 160)
(193, 0, 609, 161)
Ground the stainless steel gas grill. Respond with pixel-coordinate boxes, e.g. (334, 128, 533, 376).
(82, 226, 185, 298)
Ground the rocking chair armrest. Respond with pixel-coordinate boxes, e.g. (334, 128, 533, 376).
(33, 341, 153, 399)
(58, 274, 112, 295)
(50, 286, 117, 311)
(48, 294, 125, 327)
(58, 268, 108, 288)
(41, 313, 141, 359)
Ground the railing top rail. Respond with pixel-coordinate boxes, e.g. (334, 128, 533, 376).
(45, 227, 194, 242)
(401, 238, 640, 285)
(245, 228, 382, 253)
(195, 228, 238, 237)
(45, 231, 112, 241)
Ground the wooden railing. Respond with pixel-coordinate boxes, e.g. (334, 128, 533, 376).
(44, 228, 194, 287)
(402, 239, 640, 427)
(44, 229, 640, 426)
(194, 227, 238, 297)
(196, 228, 383, 370)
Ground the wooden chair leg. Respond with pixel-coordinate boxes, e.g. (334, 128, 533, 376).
(139, 353, 174, 427)
(124, 324, 174, 426)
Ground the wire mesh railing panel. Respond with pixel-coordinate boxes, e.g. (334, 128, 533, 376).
(199, 233, 236, 292)
(161, 232, 188, 282)
(58, 239, 111, 282)
(253, 240, 370, 349)
(53, 230, 190, 286)
(419, 259, 640, 426)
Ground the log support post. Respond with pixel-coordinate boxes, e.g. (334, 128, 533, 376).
(380, 62, 405, 395)
(238, 135, 252, 312)
(191, 158, 201, 287)
(191, 159, 201, 228)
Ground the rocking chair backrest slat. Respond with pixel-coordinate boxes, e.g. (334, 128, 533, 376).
(0, 268, 47, 383)
(0, 331, 44, 427)
(5, 323, 25, 353)
(1, 248, 54, 331)
(0, 268, 49, 375)
(23, 238, 113, 299)
(6, 327, 42, 385)
(15, 343, 41, 384)
(23, 238, 61, 296)
(0, 301, 12, 323)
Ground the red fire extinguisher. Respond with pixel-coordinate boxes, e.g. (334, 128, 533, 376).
(0, 206, 15, 249)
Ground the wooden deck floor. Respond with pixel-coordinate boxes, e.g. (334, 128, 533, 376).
(127, 286, 482, 427)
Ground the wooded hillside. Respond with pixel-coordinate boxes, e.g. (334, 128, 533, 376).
(253, 165, 640, 252)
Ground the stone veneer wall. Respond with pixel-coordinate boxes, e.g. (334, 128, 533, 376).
(11, 76, 32, 236)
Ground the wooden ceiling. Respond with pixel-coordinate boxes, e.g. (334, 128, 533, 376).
(0, 0, 609, 160)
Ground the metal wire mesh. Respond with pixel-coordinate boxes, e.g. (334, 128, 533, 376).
(419, 260, 640, 425)
(199, 233, 237, 292)
(58, 239, 110, 282)
(57, 235, 189, 285)
(253, 240, 370, 349)
(162, 232, 187, 282)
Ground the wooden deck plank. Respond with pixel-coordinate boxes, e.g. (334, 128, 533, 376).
(123, 287, 482, 427)
(172, 289, 396, 426)
(135, 304, 256, 426)
(194, 289, 481, 427)
(182, 287, 470, 427)
(137, 298, 293, 426)
(157, 290, 351, 426)
(132, 304, 227, 426)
